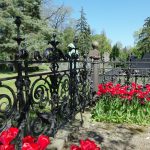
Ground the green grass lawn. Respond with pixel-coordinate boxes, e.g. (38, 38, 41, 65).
(0, 64, 50, 103)
(0, 64, 69, 108)
(0, 72, 17, 98)
(0, 70, 50, 112)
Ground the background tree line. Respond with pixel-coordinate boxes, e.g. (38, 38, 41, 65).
(0, 0, 112, 60)
(0, 0, 149, 61)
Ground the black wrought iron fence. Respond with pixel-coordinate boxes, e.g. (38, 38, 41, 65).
(4, 16, 150, 149)
(0, 17, 94, 149)
(99, 60, 150, 85)
(0, 59, 93, 131)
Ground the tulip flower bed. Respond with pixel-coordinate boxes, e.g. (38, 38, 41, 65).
(0, 127, 101, 150)
(0, 127, 50, 150)
(92, 82, 150, 125)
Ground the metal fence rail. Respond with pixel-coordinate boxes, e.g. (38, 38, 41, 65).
(99, 60, 150, 85)
(4, 16, 150, 149)
(0, 51, 93, 149)
(0, 17, 94, 149)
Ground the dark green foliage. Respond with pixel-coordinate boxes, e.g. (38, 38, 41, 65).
(0, 0, 52, 58)
(92, 32, 111, 59)
(28, 65, 39, 72)
(0, 52, 7, 60)
(0, 64, 11, 71)
(92, 96, 150, 125)
(59, 27, 75, 53)
(137, 17, 150, 54)
(76, 8, 91, 56)
(110, 44, 120, 61)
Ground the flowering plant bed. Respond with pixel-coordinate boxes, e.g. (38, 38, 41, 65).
(0, 127, 101, 150)
(0, 127, 50, 150)
(92, 82, 150, 125)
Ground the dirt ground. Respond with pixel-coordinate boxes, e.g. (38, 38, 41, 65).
(63, 110, 150, 150)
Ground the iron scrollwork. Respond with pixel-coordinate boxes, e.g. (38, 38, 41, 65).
(0, 83, 17, 130)
(0, 16, 93, 148)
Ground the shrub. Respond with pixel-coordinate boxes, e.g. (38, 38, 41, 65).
(28, 66, 39, 72)
(0, 64, 12, 72)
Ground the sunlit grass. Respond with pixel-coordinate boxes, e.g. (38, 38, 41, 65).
(0, 64, 69, 111)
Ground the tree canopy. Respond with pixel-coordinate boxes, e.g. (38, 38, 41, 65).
(136, 17, 150, 54)
(0, 1, 118, 60)
(75, 8, 91, 56)
(2, 0, 147, 61)
(110, 44, 120, 61)
(0, 0, 52, 57)
(92, 31, 111, 57)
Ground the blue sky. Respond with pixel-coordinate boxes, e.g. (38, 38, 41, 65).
(55, 0, 149, 47)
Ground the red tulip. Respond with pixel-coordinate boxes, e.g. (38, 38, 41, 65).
(22, 143, 39, 150)
(0, 144, 15, 150)
(137, 93, 145, 99)
(0, 127, 19, 145)
(146, 97, 150, 101)
(22, 135, 36, 144)
(70, 144, 81, 150)
(96, 91, 101, 96)
(80, 139, 100, 150)
(37, 135, 50, 150)
(98, 84, 106, 94)
(137, 84, 142, 90)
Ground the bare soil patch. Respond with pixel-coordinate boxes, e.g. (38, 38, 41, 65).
(63, 111, 150, 150)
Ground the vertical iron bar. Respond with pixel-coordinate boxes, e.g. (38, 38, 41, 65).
(15, 61, 25, 113)
(24, 60, 31, 135)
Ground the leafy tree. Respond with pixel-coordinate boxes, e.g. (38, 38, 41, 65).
(119, 46, 130, 61)
(60, 27, 75, 52)
(0, 52, 6, 60)
(75, 7, 91, 56)
(112, 42, 131, 61)
(0, 0, 17, 55)
(0, 0, 52, 58)
(110, 44, 120, 61)
(130, 46, 142, 59)
(137, 17, 150, 54)
(92, 31, 111, 59)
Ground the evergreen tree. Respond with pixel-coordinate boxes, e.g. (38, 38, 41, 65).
(0, 0, 52, 58)
(137, 17, 150, 53)
(110, 44, 120, 61)
(76, 7, 91, 56)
